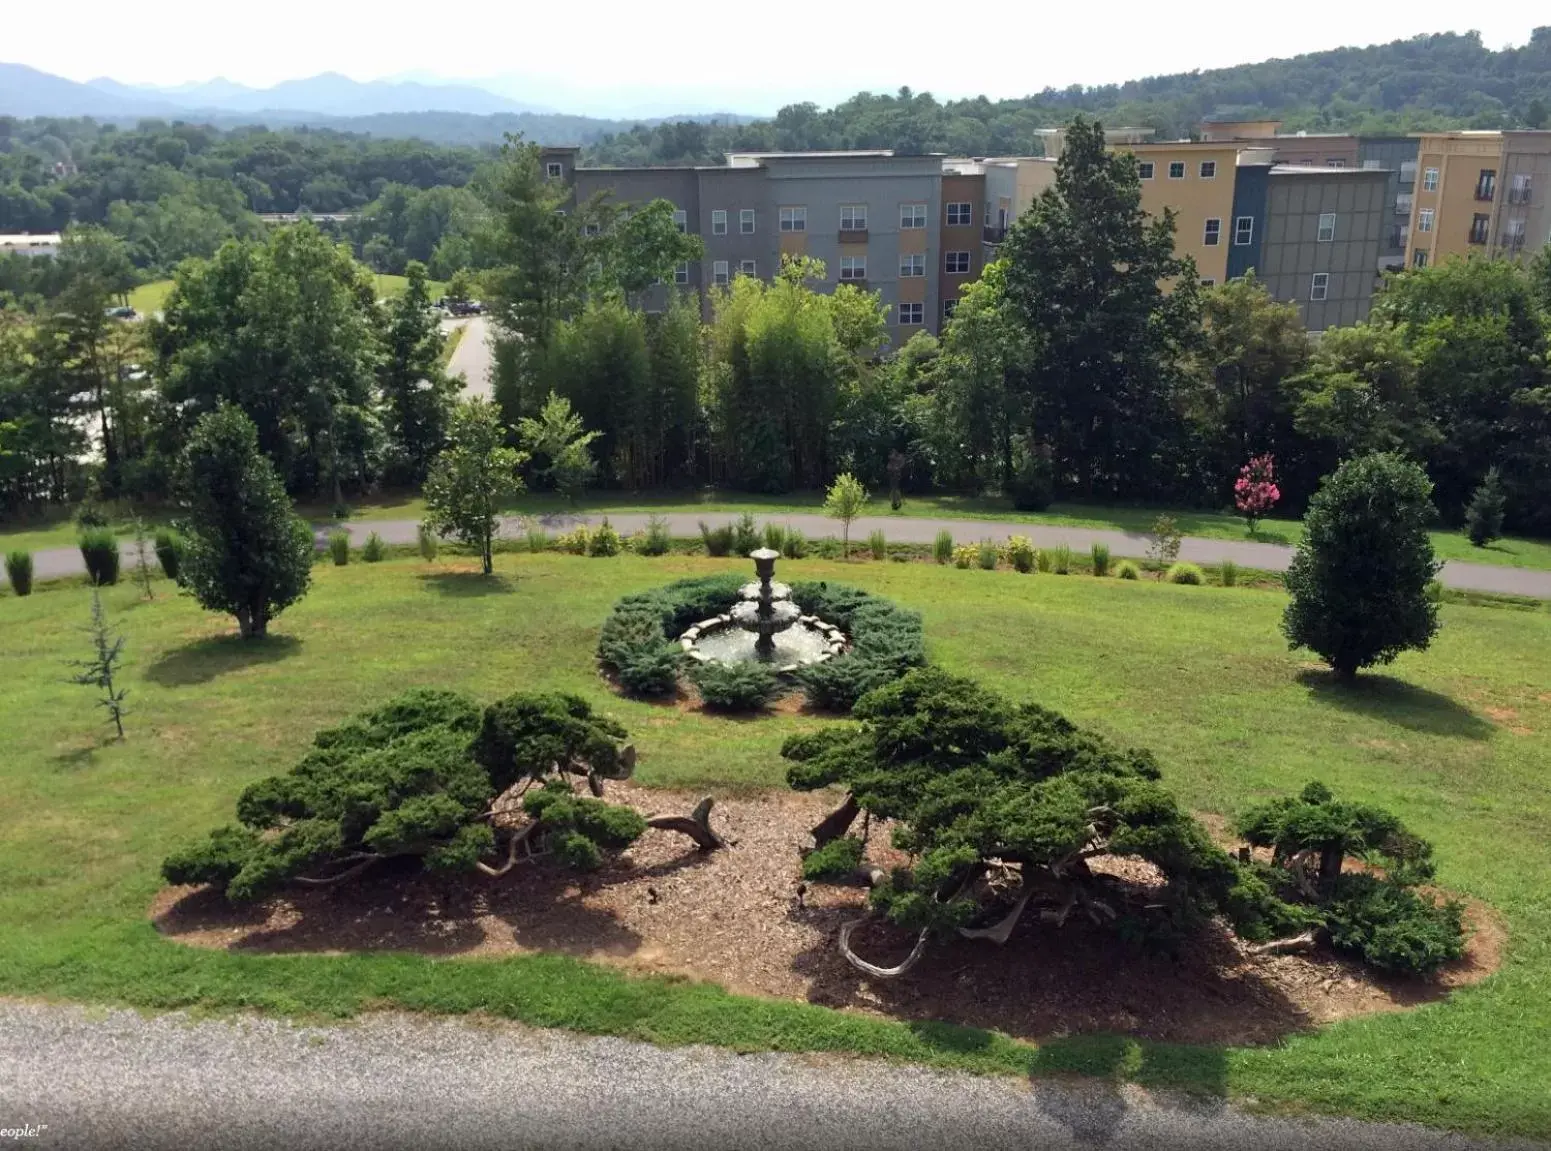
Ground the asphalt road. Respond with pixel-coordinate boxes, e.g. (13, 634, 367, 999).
(15, 509, 1550, 598)
(3, 1001, 1537, 1151)
(442, 315, 493, 401)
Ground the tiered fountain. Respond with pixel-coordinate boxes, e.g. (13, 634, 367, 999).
(679, 549, 845, 673)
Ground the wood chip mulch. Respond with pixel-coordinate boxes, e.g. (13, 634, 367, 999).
(152, 783, 1503, 1047)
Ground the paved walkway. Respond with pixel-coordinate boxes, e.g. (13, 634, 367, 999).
(3, 1001, 1537, 1151)
(14, 510, 1551, 598)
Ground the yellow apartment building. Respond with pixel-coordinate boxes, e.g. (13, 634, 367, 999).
(1121, 141, 1244, 284)
(1406, 131, 1551, 268)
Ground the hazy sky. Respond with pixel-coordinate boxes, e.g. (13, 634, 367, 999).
(10, 0, 1544, 115)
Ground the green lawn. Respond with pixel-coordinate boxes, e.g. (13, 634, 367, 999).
(2, 554, 1548, 1137)
(127, 280, 174, 316)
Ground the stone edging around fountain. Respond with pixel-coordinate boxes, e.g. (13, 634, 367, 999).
(679, 613, 847, 674)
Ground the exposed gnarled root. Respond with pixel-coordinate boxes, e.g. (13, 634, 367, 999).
(838, 915, 931, 979)
(645, 796, 727, 851)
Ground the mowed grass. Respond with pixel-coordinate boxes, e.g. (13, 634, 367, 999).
(2, 555, 1549, 1137)
(123, 274, 447, 321)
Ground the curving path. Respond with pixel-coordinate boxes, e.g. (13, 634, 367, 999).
(3, 1001, 1538, 1151)
(12, 510, 1551, 598)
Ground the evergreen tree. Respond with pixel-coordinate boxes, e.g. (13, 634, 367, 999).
(177, 405, 315, 640)
(378, 261, 458, 484)
(1282, 453, 1441, 681)
(999, 116, 1201, 498)
(1464, 467, 1506, 547)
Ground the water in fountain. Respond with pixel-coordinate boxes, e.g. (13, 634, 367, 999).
(680, 548, 843, 670)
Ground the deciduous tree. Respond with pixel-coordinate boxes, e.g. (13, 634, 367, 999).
(423, 398, 527, 574)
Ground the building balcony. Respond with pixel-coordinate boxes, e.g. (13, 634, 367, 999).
(837, 276, 869, 289)
(982, 224, 1007, 244)
(1474, 187, 1495, 202)
(1468, 228, 1489, 246)
(838, 228, 868, 243)
(1508, 189, 1533, 206)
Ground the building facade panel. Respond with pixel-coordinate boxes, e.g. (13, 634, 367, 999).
(939, 170, 985, 321)
(1261, 169, 1386, 331)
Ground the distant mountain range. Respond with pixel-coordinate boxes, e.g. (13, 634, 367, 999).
(0, 63, 755, 140)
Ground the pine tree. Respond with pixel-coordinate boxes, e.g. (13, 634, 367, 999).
(69, 588, 128, 739)
(379, 261, 459, 484)
(1464, 467, 1506, 547)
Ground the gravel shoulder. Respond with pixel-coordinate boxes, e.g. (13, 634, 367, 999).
(3, 1000, 1541, 1151)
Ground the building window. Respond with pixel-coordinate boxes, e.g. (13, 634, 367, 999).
(1469, 213, 1490, 244)
(1203, 218, 1221, 246)
(1422, 167, 1439, 192)
(1502, 217, 1527, 253)
(1310, 272, 1329, 301)
(1475, 169, 1496, 201)
(672, 209, 687, 233)
(779, 206, 806, 232)
(1168, 161, 1186, 179)
(583, 222, 601, 236)
(1138, 161, 1155, 180)
(1317, 212, 1336, 243)
(1362, 158, 1382, 170)
(1413, 249, 1428, 269)
(839, 255, 866, 281)
(738, 259, 757, 276)
(1395, 193, 1413, 216)
(740, 209, 755, 234)
(713, 260, 729, 286)
(946, 201, 972, 226)
(900, 253, 925, 278)
(944, 250, 971, 274)
(1509, 174, 1533, 205)
(985, 201, 993, 226)
(1199, 160, 1216, 179)
(1327, 158, 1346, 168)
(674, 262, 690, 285)
(898, 302, 924, 325)
(711, 210, 727, 236)
(1399, 160, 1417, 182)
(1418, 208, 1434, 233)
(942, 298, 958, 321)
(840, 205, 867, 231)
(900, 203, 927, 229)
(1233, 216, 1255, 246)
(545, 161, 563, 178)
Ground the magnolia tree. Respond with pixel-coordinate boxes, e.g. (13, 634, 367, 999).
(1234, 454, 1281, 535)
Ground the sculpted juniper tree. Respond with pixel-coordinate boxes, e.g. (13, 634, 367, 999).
(177, 404, 315, 640)
(1282, 452, 1441, 682)
(422, 397, 526, 575)
(163, 688, 724, 901)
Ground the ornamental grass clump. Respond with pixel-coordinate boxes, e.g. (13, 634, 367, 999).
(417, 523, 439, 563)
(1035, 548, 1053, 573)
(1166, 562, 1204, 585)
(361, 532, 386, 563)
(1051, 543, 1073, 574)
(526, 525, 550, 553)
(1090, 542, 1111, 577)
(327, 531, 350, 566)
(933, 530, 954, 565)
(154, 529, 185, 581)
(868, 529, 887, 561)
(1116, 560, 1140, 580)
(5, 550, 33, 596)
(782, 528, 808, 559)
(640, 515, 672, 556)
(763, 522, 787, 553)
(79, 528, 121, 586)
(976, 539, 998, 570)
(1219, 559, 1239, 587)
(732, 513, 761, 556)
(700, 521, 734, 557)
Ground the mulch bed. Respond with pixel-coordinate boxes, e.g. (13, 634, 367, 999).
(152, 783, 1503, 1047)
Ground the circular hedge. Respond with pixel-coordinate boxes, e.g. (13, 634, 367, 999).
(597, 574, 927, 712)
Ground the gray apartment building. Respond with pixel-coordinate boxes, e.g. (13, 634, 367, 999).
(1357, 136, 1420, 270)
(555, 148, 946, 345)
(1258, 166, 1389, 330)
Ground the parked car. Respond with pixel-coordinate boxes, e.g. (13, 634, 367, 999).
(104, 306, 139, 321)
(447, 299, 485, 317)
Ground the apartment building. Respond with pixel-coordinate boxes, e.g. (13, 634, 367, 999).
(940, 162, 992, 324)
(1405, 131, 1551, 268)
(558, 148, 948, 342)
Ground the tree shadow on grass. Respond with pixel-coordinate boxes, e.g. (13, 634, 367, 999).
(417, 571, 517, 597)
(1297, 669, 1493, 740)
(145, 633, 302, 687)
